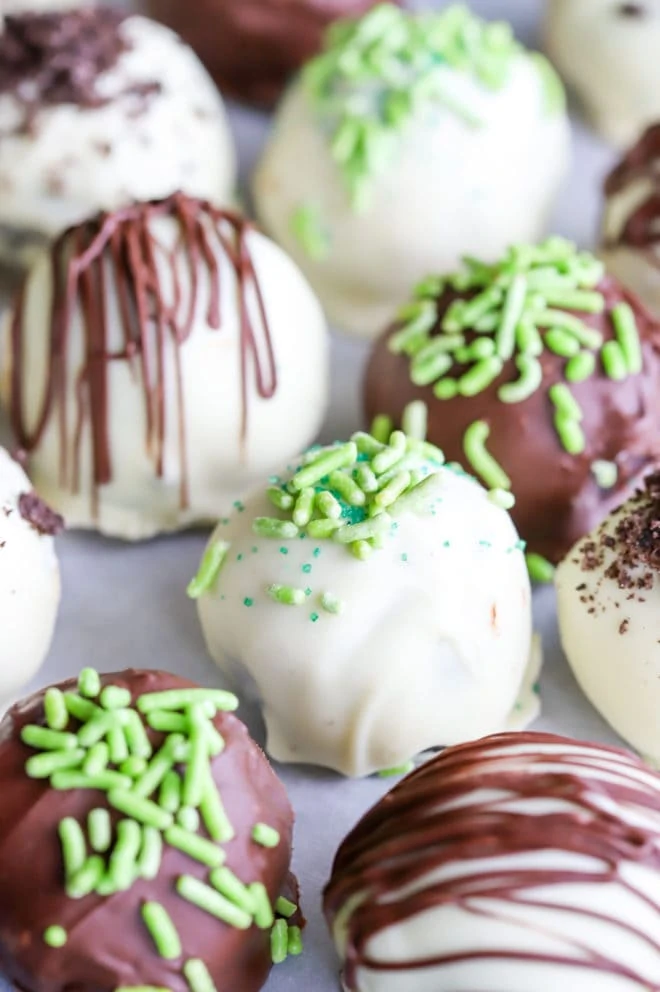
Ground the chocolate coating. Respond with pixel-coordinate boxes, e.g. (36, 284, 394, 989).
(604, 123, 660, 251)
(0, 669, 297, 992)
(365, 277, 660, 563)
(144, 0, 402, 108)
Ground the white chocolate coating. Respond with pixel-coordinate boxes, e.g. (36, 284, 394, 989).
(0, 213, 329, 541)
(328, 734, 660, 991)
(556, 485, 660, 765)
(197, 461, 536, 777)
(0, 15, 236, 267)
(0, 448, 60, 708)
(545, 0, 660, 147)
(253, 55, 570, 338)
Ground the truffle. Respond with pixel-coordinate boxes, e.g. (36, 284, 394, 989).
(194, 424, 538, 778)
(144, 0, 401, 109)
(0, 7, 236, 267)
(601, 123, 660, 317)
(545, 0, 660, 146)
(0, 667, 302, 992)
(556, 472, 660, 764)
(253, 3, 569, 338)
(0, 446, 61, 708)
(324, 731, 660, 990)
(0, 192, 329, 540)
(364, 238, 660, 569)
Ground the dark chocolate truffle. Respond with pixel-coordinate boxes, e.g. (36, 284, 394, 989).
(324, 731, 660, 991)
(0, 668, 302, 992)
(364, 238, 660, 569)
(143, 0, 402, 108)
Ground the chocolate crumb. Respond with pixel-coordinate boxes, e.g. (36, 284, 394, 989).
(18, 492, 64, 536)
(618, 2, 645, 15)
(619, 618, 630, 635)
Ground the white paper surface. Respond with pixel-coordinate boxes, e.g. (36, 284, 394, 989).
(0, 1, 632, 989)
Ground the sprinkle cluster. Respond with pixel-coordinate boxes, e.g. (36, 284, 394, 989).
(23, 669, 302, 991)
(392, 237, 644, 579)
(302, 3, 564, 210)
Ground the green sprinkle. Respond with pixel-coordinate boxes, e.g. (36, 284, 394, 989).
(292, 488, 315, 527)
(545, 328, 581, 358)
(108, 790, 173, 831)
(488, 488, 516, 510)
(328, 470, 365, 507)
(183, 959, 218, 992)
(496, 274, 527, 360)
(108, 725, 129, 765)
(78, 668, 101, 699)
(378, 761, 415, 777)
(355, 464, 378, 493)
(26, 749, 85, 779)
(267, 487, 294, 511)
(100, 685, 132, 710)
(457, 285, 502, 327)
(534, 309, 603, 350)
(67, 854, 104, 899)
(119, 756, 148, 779)
(243, 598, 254, 608)
(276, 896, 297, 918)
(497, 355, 543, 404)
(142, 902, 182, 960)
(320, 592, 344, 615)
(133, 742, 177, 799)
(457, 356, 503, 396)
(271, 919, 288, 964)
(531, 51, 567, 114)
(115, 988, 171, 992)
(200, 777, 235, 843)
(88, 808, 112, 853)
(105, 818, 142, 892)
(182, 722, 209, 809)
(43, 925, 67, 948)
(290, 203, 330, 260)
(21, 725, 78, 751)
(159, 770, 182, 813)
(612, 302, 643, 374)
(177, 876, 252, 929)
(209, 867, 256, 916)
(147, 711, 187, 734)
(526, 552, 556, 584)
(410, 349, 452, 386)
(601, 340, 628, 380)
(515, 318, 543, 356)
(334, 515, 390, 545)
(267, 584, 307, 606)
(137, 689, 238, 714)
(165, 826, 224, 868)
(554, 414, 585, 455)
(83, 742, 109, 776)
(252, 517, 299, 540)
(287, 925, 303, 956)
(401, 400, 428, 441)
(252, 823, 280, 848)
(59, 817, 86, 879)
(591, 459, 618, 490)
(372, 431, 407, 475)
(249, 882, 275, 930)
(565, 351, 596, 383)
(463, 421, 511, 491)
(290, 442, 358, 491)
(549, 383, 583, 422)
(433, 378, 459, 400)
(77, 710, 122, 749)
(316, 490, 343, 520)
(122, 709, 153, 759)
(137, 826, 163, 881)
(44, 688, 68, 731)
(370, 415, 393, 444)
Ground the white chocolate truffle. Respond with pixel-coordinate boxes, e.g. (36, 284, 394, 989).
(0, 193, 329, 541)
(545, 0, 660, 147)
(0, 448, 61, 707)
(556, 472, 660, 766)
(0, 8, 236, 267)
(324, 731, 660, 991)
(601, 123, 660, 316)
(195, 433, 537, 777)
(254, 4, 570, 338)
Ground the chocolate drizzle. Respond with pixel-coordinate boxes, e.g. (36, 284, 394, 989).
(605, 124, 660, 250)
(18, 491, 64, 536)
(324, 732, 660, 988)
(9, 193, 279, 512)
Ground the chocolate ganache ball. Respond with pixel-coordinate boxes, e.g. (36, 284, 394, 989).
(364, 237, 660, 570)
(0, 668, 302, 992)
(144, 0, 402, 109)
(324, 731, 660, 991)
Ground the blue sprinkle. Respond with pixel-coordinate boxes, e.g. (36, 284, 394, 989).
(233, 501, 245, 513)
(313, 547, 321, 558)
(310, 613, 320, 623)
(279, 547, 289, 556)
(302, 564, 312, 574)
(243, 598, 254, 608)
(401, 553, 408, 562)
(305, 588, 312, 597)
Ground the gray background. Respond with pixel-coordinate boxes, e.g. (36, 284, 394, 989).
(0, 1, 628, 989)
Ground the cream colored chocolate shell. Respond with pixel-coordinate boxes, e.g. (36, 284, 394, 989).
(556, 480, 660, 764)
(253, 54, 569, 338)
(197, 460, 536, 777)
(545, 0, 660, 147)
(0, 448, 60, 707)
(0, 15, 236, 267)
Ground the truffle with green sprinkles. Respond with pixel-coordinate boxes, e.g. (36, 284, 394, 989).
(366, 237, 660, 565)
(0, 669, 303, 992)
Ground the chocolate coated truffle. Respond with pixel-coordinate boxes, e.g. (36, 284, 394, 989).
(195, 424, 538, 778)
(144, 0, 400, 108)
(0, 7, 236, 267)
(0, 668, 301, 992)
(364, 238, 660, 568)
(1, 192, 329, 540)
(254, 3, 569, 337)
(324, 730, 660, 991)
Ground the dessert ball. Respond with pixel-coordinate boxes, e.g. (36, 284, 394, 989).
(601, 123, 660, 316)
(556, 472, 660, 765)
(253, 3, 570, 338)
(144, 0, 401, 109)
(0, 667, 302, 992)
(0, 447, 61, 707)
(194, 426, 537, 778)
(0, 193, 329, 540)
(365, 238, 660, 570)
(1, 0, 86, 14)
(324, 730, 660, 991)
(0, 7, 236, 268)
(545, 0, 660, 147)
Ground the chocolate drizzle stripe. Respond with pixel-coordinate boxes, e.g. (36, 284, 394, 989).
(605, 124, 660, 251)
(324, 732, 660, 988)
(9, 193, 279, 512)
